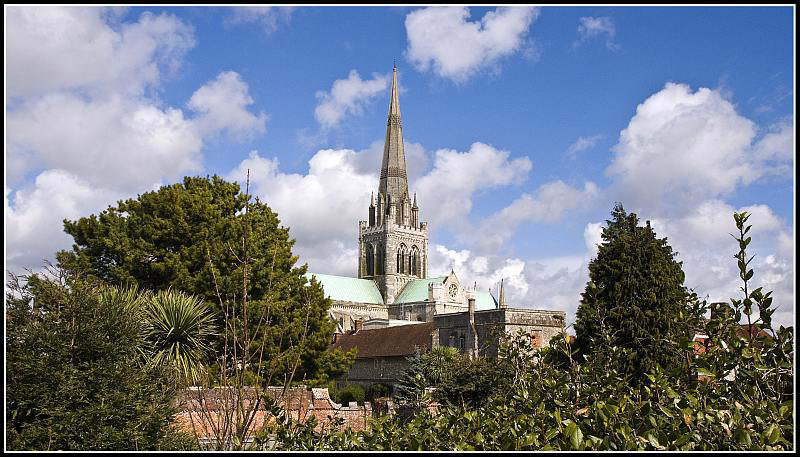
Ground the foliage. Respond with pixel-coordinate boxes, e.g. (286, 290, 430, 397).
(574, 203, 691, 382)
(334, 384, 366, 406)
(142, 288, 217, 383)
(5, 269, 189, 450)
(394, 347, 460, 406)
(366, 383, 393, 402)
(433, 356, 512, 409)
(56, 175, 353, 384)
(261, 211, 793, 451)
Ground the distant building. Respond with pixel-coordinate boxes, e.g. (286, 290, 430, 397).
(307, 65, 565, 387)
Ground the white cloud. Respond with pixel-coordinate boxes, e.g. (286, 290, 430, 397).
(5, 8, 268, 277)
(574, 16, 619, 50)
(8, 93, 204, 192)
(565, 134, 604, 159)
(5, 170, 123, 273)
(607, 82, 769, 212)
(227, 148, 376, 267)
(753, 118, 794, 174)
(188, 71, 268, 140)
(415, 142, 532, 234)
(475, 180, 599, 252)
(314, 70, 390, 129)
(225, 6, 294, 34)
(583, 222, 604, 258)
(405, 6, 539, 83)
(6, 6, 194, 98)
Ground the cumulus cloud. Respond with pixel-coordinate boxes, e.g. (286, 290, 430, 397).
(225, 6, 294, 34)
(607, 82, 781, 213)
(475, 180, 599, 252)
(314, 70, 390, 129)
(8, 93, 203, 192)
(6, 6, 194, 98)
(188, 71, 268, 140)
(405, 6, 539, 83)
(5, 170, 124, 274)
(574, 16, 619, 50)
(415, 142, 532, 234)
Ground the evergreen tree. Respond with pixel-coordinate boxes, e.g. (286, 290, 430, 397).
(574, 203, 690, 381)
(56, 175, 352, 384)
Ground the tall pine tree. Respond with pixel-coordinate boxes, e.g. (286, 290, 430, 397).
(574, 203, 689, 381)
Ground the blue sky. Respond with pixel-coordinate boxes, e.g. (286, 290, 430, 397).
(5, 6, 795, 327)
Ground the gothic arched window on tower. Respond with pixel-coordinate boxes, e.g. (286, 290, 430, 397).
(410, 245, 419, 277)
(376, 244, 385, 275)
(397, 244, 407, 274)
(366, 244, 374, 276)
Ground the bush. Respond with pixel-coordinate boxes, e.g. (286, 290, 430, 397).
(334, 384, 366, 405)
(433, 356, 511, 408)
(366, 383, 393, 401)
(6, 270, 186, 450)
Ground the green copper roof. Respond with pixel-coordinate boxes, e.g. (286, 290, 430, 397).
(394, 277, 447, 304)
(306, 273, 384, 305)
(475, 290, 498, 311)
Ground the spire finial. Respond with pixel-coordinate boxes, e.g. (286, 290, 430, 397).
(499, 278, 507, 309)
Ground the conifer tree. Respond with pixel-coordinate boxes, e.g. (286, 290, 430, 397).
(574, 203, 689, 381)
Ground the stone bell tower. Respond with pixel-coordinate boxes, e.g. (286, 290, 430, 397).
(358, 65, 428, 304)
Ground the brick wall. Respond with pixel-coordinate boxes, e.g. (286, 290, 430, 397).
(174, 385, 372, 446)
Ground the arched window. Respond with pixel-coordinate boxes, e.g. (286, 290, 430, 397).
(366, 244, 374, 276)
(397, 244, 407, 274)
(376, 245, 384, 275)
(410, 246, 419, 277)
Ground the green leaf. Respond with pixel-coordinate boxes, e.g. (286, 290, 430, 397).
(734, 429, 752, 447)
(566, 421, 583, 451)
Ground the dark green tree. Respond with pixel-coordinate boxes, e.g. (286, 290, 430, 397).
(574, 203, 690, 381)
(55, 175, 352, 384)
(6, 269, 196, 451)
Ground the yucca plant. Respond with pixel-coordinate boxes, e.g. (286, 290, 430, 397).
(144, 288, 217, 384)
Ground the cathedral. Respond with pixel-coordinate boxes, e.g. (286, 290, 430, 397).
(308, 66, 564, 364)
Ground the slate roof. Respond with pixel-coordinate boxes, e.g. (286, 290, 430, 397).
(330, 322, 435, 358)
(306, 273, 384, 305)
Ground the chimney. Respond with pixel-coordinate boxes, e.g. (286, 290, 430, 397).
(354, 319, 364, 333)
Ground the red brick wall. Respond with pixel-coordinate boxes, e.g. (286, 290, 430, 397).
(174, 385, 372, 444)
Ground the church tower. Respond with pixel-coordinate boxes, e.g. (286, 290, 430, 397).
(359, 65, 428, 304)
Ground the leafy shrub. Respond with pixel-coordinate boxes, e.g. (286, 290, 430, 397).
(335, 384, 366, 405)
(6, 270, 186, 450)
(366, 383, 393, 401)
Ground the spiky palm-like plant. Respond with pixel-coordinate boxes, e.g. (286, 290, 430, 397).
(144, 288, 217, 384)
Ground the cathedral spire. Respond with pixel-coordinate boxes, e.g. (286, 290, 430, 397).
(379, 65, 409, 203)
